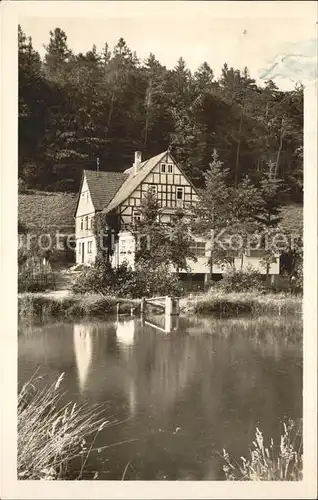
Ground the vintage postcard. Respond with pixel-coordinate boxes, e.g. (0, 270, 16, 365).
(1, 1, 317, 498)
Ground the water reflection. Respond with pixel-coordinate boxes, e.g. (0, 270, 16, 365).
(143, 313, 180, 333)
(73, 324, 93, 393)
(116, 318, 135, 347)
(18, 314, 302, 480)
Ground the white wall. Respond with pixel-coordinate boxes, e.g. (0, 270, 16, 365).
(180, 255, 279, 275)
(75, 173, 97, 264)
(113, 231, 136, 269)
(113, 231, 280, 275)
(76, 176, 95, 217)
(76, 237, 96, 265)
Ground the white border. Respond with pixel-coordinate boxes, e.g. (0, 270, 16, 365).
(1, 2, 317, 499)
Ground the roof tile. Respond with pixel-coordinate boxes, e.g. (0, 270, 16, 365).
(84, 170, 128, 211)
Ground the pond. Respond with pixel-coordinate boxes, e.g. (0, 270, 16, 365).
(18, 313, 302, 480)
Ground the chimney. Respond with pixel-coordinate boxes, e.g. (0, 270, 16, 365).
(133, 151, 142, 174)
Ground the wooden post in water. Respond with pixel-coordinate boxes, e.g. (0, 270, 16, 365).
(174, 297, 180, 315)
(165, 296, 173, 333)
(130, 306, 134, 316)
(116, 302, 120, 317)
(165, 313, 172, 333)
(165, 296, 172, 316)
(165, 296, 180, 316)
(140, 297, 146, 315)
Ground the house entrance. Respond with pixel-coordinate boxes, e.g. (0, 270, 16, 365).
(81, 242, 85, 264)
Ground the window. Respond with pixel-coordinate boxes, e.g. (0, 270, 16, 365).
(120, 239, 127, 254)
(176, 187, 184, 200)
(85, 216, 89, 230)
(78, 242, 81, 253)
(133, 209, 141, 223)
(190, 242, 206, 257)
(80, 218, 84, 230)
(148, 185, 157, 196)
(87, 241, 92, 254)
(161, 163, 166, 173)
(168, 164, 173, 173)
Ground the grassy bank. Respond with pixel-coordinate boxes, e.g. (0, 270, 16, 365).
(19, 290, 302, 320)
(18, 373, 110, 480)
(180, 290, 302, 316)
(18, 293, 138, 321)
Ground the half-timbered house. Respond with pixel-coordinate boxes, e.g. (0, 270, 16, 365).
(74, 150, 280, 284)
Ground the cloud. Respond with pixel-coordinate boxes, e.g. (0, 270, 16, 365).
(259, 37, 318, 86)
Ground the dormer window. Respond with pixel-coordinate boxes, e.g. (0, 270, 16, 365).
(161, 163, 166, 173)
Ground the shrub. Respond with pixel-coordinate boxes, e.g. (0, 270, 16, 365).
(72, 257, 183, 298)
(134, 259, 183, 298)
(214, 266, 266, 293)
(223, 420, 302, 481)
(72, 256, 116, 295)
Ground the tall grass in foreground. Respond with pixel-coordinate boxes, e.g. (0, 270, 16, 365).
(223, 420, 303, 481)
(18, 373, 111, 480)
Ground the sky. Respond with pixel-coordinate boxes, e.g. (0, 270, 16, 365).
(19, 3, 317, 90)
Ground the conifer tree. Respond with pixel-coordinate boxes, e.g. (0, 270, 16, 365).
(192, 150, 232, 277)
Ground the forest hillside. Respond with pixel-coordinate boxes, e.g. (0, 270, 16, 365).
(19, 26, 303, 203)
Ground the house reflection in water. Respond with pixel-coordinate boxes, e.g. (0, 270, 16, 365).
(116, 319, 135, 347)
(71, 317, 199, 419)
(73, 324, 93, 394)
(116, 319, 137, 416)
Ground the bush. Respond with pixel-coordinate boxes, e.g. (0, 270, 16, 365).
(72, 257, 116, 295)
(214, 266, 266, 293)
(134, 259, 183, 298)
(72, 256, 183, 298)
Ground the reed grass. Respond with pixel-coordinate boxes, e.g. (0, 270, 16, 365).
(18, 290, 302, 321)
(222, 420, 303, 481)
(18, 373, 111, 480)
(180, 290, 302, 316)
(18, 293, 137, 321)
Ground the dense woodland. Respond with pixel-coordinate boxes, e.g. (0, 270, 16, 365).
(19, 26, 303, 202)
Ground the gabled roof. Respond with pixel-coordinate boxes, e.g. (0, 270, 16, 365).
(102, 151, 168, 213)
(75, 170, 128, 215)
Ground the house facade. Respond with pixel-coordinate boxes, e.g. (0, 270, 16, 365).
(75, 150, 279, 282)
